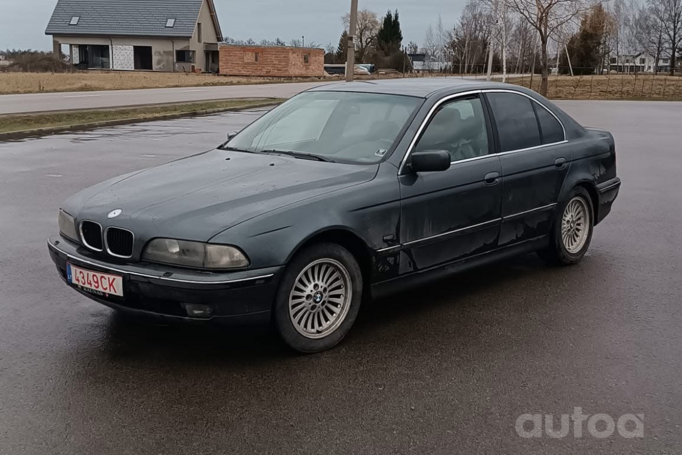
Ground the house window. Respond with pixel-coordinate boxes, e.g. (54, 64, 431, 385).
(254, 52, 259, 62)
(197, 23, 202, 43)
(69, 16, 80, 25)
(663, 58, 669, 64)
(639, 58, 646, 64)
(176, 50, 195, 63)
(610, 57, 617, 64)
(303, 54, 310, 64)
(166, 18, 176, 28)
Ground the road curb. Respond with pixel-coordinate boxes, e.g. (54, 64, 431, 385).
(0, 101, 282, 142)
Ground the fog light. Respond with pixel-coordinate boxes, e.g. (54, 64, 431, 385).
(183, 304, 213, 319)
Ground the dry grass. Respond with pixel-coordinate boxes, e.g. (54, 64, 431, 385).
(0, 98, 283, 135)
(509, 74, 682, 100)
(0, 71, 328, 95)
(4, 70, 682, 101)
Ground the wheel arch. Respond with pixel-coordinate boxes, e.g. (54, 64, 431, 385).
(560, 177, 600, 225)
(285, 227, 374, 294)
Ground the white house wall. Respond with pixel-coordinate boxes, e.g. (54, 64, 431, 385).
(52, 36, 191, 71)
(112, 45, 134, 70)
(71, 45, 79, 64)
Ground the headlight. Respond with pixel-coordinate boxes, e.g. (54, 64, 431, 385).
(142, 239, 250, 269)
(58, 210, 79, 242)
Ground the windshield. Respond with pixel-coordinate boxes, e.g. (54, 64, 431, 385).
(227, 91, 422, 164)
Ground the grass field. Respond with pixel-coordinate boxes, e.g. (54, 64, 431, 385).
(508, 74, 682, 100)
(0, 98, 283, 136)
(0, 72, 327, 95)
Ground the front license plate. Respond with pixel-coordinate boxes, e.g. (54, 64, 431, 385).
(67, 263, 124, 297)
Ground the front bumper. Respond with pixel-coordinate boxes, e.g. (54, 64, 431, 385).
(48, 236, 283, 324)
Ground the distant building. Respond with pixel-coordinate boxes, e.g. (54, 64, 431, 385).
(45, 0, 223, 72)
(220, 45, 324, 77)
(409, 53, 451, 72)
(608, 53, 673, 73)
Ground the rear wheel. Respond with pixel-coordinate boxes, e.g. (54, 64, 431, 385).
(274, 243, 363, 353)
(539, 186, 594, 265)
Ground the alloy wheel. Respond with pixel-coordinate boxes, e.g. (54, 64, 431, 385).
(561, 196, 591, 254)
(288, 259, 352, 339)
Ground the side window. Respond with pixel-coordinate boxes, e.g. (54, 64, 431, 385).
(414, 97, 489, 163)
(487, 92, 541, 152)
(534, 104, 565, 144)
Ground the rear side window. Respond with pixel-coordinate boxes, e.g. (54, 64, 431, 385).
(534, 104, 565, 144)
(487, 92, 541, 152)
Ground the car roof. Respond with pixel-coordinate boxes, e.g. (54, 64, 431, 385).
(308, 78, 520, 98)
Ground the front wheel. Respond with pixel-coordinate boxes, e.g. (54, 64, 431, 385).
(274, 243, 363, 353)
(539, 187, 594, 265)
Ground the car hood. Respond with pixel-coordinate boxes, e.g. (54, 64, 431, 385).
(66, 149, 378, 242)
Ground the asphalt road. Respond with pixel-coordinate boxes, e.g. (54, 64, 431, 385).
(0, 75, 526, 115)
(0, 82, 329, 115)
(1, 101, 681, 454)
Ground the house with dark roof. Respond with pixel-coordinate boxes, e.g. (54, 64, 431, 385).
(45, 0, 223, 72)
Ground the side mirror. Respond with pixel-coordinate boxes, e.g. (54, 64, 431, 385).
(226, 131, 238, 142)
(409, 150, 451, 173)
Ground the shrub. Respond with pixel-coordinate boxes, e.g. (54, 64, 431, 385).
(5, 52, 76, 73)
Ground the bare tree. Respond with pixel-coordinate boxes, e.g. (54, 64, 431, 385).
(423, 24, 439, 71)
(608, 0, 631, 72)
(450, 0, 492, 74)
(407, 41, 419, 54)
(506, 0, 590, 95)
(649, 0, 682, 74)
(508, 19, 535, 73)
(435, 15, 454, 71)
(633, 4, 666, 72)
(343, 9, 380, 63)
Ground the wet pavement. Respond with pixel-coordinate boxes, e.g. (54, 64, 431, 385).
(0, 101, 681, 454)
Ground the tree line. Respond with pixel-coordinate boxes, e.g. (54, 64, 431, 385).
(418, 0, 680, 95)
(325, 10, 411, 71)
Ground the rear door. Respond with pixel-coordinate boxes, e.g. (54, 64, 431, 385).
(399, 94, 502, 272)
(484, 91, 570, 247)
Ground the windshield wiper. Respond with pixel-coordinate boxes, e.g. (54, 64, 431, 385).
(218, 145, 255, 153)
(260, 149, 335, 163)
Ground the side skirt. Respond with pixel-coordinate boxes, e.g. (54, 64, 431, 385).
(370, 236, 549, 300)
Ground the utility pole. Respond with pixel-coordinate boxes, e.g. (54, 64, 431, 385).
(565, 44, 574, 77)
(501, 2, 507, 83)
(486, 0, 498, 81)
(346, 0, 358, 82)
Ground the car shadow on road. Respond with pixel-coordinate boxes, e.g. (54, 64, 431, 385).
(94, 253, 557, 364)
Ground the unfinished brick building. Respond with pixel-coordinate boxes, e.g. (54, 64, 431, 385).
(219, 45, 324, 77)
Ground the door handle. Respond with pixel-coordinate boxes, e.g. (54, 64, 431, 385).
(555, 158, 567, 168)
(484, 172, 500, 185)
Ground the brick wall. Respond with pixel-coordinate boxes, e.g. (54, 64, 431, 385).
(219, 45, 324, 77)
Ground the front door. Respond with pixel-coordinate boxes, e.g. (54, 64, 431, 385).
(484, 91, 570, 247)
(399, 94, 502, 273)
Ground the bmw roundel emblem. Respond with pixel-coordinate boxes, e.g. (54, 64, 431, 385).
(108, 209, 123, 219)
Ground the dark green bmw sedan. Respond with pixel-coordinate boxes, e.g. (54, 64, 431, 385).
(49, 79, 621, 353)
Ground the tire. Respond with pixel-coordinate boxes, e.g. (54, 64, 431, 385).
(273, 243, 363, 353)
(539, 186, 594, 266)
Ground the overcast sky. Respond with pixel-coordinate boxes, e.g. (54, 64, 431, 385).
(0, 0, 464, 51)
